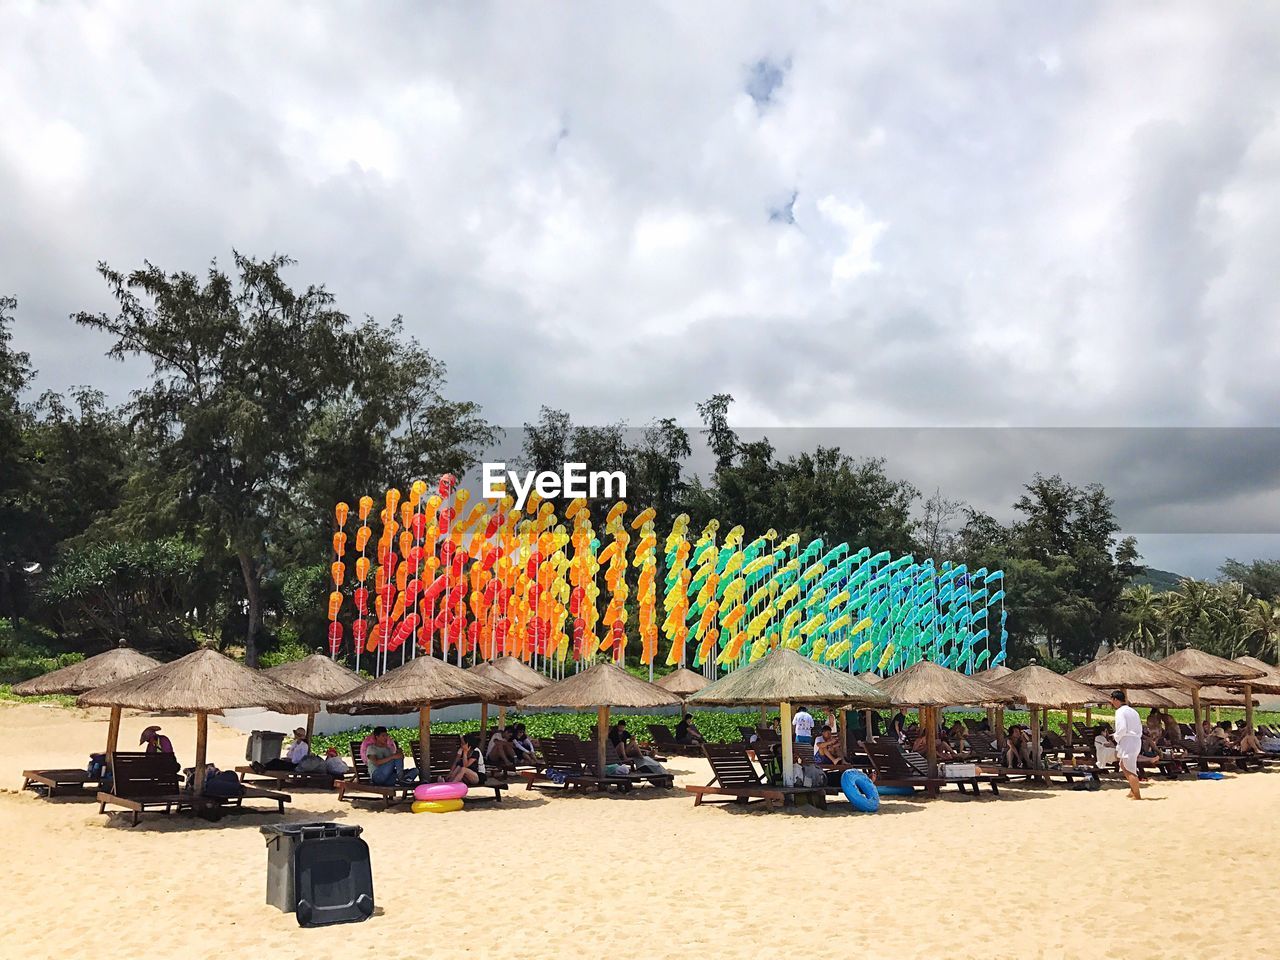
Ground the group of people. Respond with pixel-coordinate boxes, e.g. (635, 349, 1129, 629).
(256, 727, 351, 777)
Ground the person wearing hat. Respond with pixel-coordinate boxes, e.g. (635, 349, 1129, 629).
(140, 725, 174, 755)
(1109, 690, 1143, 800)
(259, 727, 312, 772)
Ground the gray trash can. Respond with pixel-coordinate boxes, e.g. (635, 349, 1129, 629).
(262, 822, 364, 912)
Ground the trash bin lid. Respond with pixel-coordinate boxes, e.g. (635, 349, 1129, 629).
(261, 821, 363, 842)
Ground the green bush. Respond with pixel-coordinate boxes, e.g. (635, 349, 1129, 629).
(258, 638, 312, 668)
(0, 622, 83, 684)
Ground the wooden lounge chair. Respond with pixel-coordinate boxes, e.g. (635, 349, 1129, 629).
(97, 753, 290, 825)
(684, 743, 826, 812)
(335, 740, 416, 809)
(235, 763, 350, 790)
(863, 741, 1000, 797)
(519, 738, 662, 793)
(22, 759, 118, 798)
(575, 740, 674, 788)
(647, 724, 702, 757)
(406, 740, 509, 801)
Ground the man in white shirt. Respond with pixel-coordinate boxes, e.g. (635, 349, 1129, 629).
(792, 705, 815, 744)
(1109, 690, 1143, 800)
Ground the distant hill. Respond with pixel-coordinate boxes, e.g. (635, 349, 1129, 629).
(1131, 568, 1188, 593)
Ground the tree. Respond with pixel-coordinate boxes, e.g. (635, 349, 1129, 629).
(696, 393, 738, 475)
(1119, 584, 1166, 657)
(1246, 599, 1280, 665)
(0, 296, 38, 627)
(916, 488, 965, 558)
(75, 253, 492, 664)
(1220, 558, 1280, 602)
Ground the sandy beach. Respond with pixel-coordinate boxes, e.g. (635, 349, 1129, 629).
(3, 700, 1278, 960)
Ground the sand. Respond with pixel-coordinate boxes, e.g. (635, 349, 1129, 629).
(2, 701, 1278, 960)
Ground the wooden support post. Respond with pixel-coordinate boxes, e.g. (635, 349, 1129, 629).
(1245, 684, 1254, 735)
(194, 712, 209, 797)
(1029, 702, 1042, 771)
(839, 708, 850, 759)
(1191, 688, 1205, 753)
(419, 706, 431, 773)
(498, 705, 507, 730)
(925, 706, 938, 780)
(305, 711, 315, 742)
(105, 705, 122, 756)
(995, 707, 1006, 750)
(597, 706, 610, 777)
(480, 702, 489, 738)
(780, 701, 795, 786)
(1065, 708, 1074, 767)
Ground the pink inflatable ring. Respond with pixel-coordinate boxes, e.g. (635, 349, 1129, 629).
(414, 781, 468, 802)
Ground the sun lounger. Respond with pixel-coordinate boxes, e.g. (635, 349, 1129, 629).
(97, 752, 290, 825)
(23, 766, 108, 797)
(863, 741, 1000, 797)
(407, 740, 508, 801)
(235, 764, 349, 790)
(335, 740, 416, 809)
(646, 724, 702, 757)
(519, 737, 666, 793)
(684, 743, 827, 811)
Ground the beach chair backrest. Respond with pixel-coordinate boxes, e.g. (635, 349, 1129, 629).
(864, 741, 924, 780)
(703, 743, 764, 788)
(738, 726, 756, 741)
(541, 738, 585, 774)
(110, 751, 180, 797)
(349, 741, 371, 781)
(648, 724, 677, 746)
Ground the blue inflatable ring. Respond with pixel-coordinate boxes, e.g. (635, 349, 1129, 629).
(840, 768, 880, 812)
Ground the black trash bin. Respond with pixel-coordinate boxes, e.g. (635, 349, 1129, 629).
(262, 822, 374, 927)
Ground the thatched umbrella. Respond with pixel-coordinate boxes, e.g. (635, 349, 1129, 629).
(876, 661, 1012, 778)
(1068, 649, 1202, 747)
(1122, 687, 1183, 709)
(518, 662, 682, 778)
(1233, 656, 1280, 714)
(971, 665, 1013, 734)
(655, 667, 710, 697)
(991, 665, 1107, 768)
(15, 643, 163, 768)
(1161, 648, 1267, 739)
(263, 654, 364, 740)
(468, 656, 552, 733)
(687, 650, 888, 785)
(13, 643, 160, 696)
(328, 655, 519, 769)
(79, 648, 319, 796)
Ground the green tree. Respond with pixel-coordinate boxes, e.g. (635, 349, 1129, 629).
(75, 253, 492, 664)
(1220, 558, 1280, 602)
(1246, 598, 1280, 664)
(0, 296, 39, 627)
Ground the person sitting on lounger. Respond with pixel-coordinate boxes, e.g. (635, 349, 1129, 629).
(259, 727, 311, 771)
(813, 725, 843, 766)
(365, 727, 411, 786)
(323, 747, 350, 776)
(890, 709, 908, 741)
(510, 723, 537, 764)
(1094, 723, 1118, 766)
(1235, 727, 1264, 755)
(1158, 710, 1184, 747)
(140, 725, 174, 754)
(612, 721, 669, 776)
(912, 729, 958, 760)
(486, 727, 519, 773)
(1138, 733, 1162, 768)
(1005, 725, 1033, 768)
(674, 713, 705, 745)
(948, 722, 971, 756)
(449, 732, 487, 786)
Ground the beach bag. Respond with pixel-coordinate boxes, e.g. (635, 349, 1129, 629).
(325, 756, 351, 776)
(203, 770, 245, 797)
(792, 764, 826, 788)
(296, 754, 327, 774)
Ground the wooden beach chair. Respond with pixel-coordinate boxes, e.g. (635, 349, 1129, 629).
(97, 753, 291, 825)
(574, 740, 674, 788)
(22, 761, 116, 798)
(335, 740, 415, 809)
(519, 738, 654, 793)
(684, 743, 827, 811)
(646, 724, 702, 757)
(406, 739, 509, 801)
(863, 741, 1000, 797)
(235, 763, 350, 790)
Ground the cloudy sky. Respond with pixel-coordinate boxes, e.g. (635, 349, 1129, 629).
(3, 2, 1278, 574)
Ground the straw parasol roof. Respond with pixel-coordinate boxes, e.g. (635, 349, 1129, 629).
(13, 644, 161, 696)
(1120, 687, 1183, 709)
(972, 664, 1013, 684)
(1227, 657, 1280, 695)
(1065, 649, 1198, 690)
(685, 650, 888, 708)
(1159, 648, 1266, 684)
(518, 662, 682, 710)
(991, 665, 1108, 708)
(654, 667, 710, 697)
(1184, 685, 1258, 707)
(468, 656, 552, 696)
(857, 671, 882, 685)
(263, 654, 363, 701)
(1234, 655, 1279, 675)
(876, 660, 1012, 707)
(79, 648, 318, 714)
(328, 655, 519, 714)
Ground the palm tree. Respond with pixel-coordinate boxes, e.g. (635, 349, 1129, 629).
(1120, 585, 1162, 657)
(1210, 581, 1253, 658)
(1246, 598, 1280, 664)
